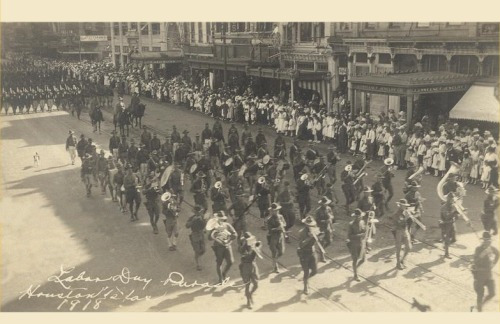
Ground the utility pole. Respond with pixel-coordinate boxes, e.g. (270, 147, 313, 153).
(222, 23, 227, 88)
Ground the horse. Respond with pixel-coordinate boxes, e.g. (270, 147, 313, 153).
(116, 109, 131, 137)
(131, 103, 146, 128)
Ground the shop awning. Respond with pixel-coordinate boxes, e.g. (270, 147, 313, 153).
(298, 80, 328, 104)
(449, 84, 500, 122)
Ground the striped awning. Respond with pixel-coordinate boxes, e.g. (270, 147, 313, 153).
(449, 84, 500, 123)
(298, 80, 328, 104)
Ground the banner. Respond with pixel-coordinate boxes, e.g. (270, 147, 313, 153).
(80, 35, 108, 42)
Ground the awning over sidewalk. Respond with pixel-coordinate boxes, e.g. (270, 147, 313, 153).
(449, 84, 500, 122)
(298, 80, 328, 104)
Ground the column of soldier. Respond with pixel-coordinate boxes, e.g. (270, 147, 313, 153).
(68, 115, 499, 311)
(1, 60, 114, 117)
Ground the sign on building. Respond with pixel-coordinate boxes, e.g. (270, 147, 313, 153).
(80, 35, 108, 42)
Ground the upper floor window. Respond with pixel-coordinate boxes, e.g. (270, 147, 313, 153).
(364, 22, 377, 29)
(256, 23, 273, 32)
(130, 23, 138, 31)
(417, 22, 430, 28)
(339, 22, 350, 30)
(151, 23, 160, 35)
(140, 23, 149, 35)
(141, 46, 149, 52)
(121, 23, 128, 34)
(113, 22, 120, 36)
(300, 23, 313, 42)
(198, 23, 203, 42)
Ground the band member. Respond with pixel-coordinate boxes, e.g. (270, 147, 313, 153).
(347, 208, 367, 281)
(162, 191, 180, 251)
(128, 140, 139, 171)
(372, 174, 385, 218)
(228, 190, 248, 238)
(312, 156, 327, 196)
(326, 145, 339, 184)
(389, 199, 413, 269)
(244, 135, 258, 160)
(297, 216, 319, 295)
(277, 181, 296, 242)
(357, 186, 376, 214)
(266, 203, 286, 273)
(96, 150, 109, 195)
(239, 232, 260, 309)
(254, 176, 271, 229)
(315, 196, 334, 263)
(227, 170, 244, 203)
(292, 153, 306, 182)
(266, 159, 280, 202)
(191, 171, 208, 211)
(113, 165, 126, 211)
(442, 173, 459, 197)
(244, 154, 259, 190)
(274, 133, 286, 160)
(471, 232, 499, 312)
(167, 163, 184, 205)
(186, 205, 208, 271)
(381, 158, 395, 209)
(208, 212, 238, 283)
(405, 180, 424, 242)
(441, 192, 459, 259)
(297, 172, 314, 219)
(289, 140, 300, 165)
(255, 128, 267, 148)
(81, 154, 94, 197)
(118, 136, 129, 163)
(123, 166, 142, 221)
(211, 180, 228, 213)
(481, 186, 499, 236)
(76, 134, 87, 164)
(220, 145, 233, 177)
(143, 171, 162, 234)
(305, 142, 319, 167)
(241, 123, 252, 147)
(65, 130, 77, 165)
(341, 162, 356, 211)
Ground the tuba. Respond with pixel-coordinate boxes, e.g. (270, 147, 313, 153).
(437, 162, 461, 201)
(246, 235, 264, 259)
(408, 166, 425, 180)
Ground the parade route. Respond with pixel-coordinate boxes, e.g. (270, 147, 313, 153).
(1, 97, 498, 312)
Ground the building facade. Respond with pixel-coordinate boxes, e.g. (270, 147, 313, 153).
(110, 22, 183, 77)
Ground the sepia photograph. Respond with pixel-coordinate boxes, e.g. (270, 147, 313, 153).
(1, 0, 499, 315)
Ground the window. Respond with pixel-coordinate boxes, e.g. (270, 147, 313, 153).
(300, 23, 313, 42)
(152, 47, 161, 52)
(297, 62, 314, 70)
(141, 46, 149, 52)
(388, 22, 403, 28)
(113, 22, 120, 36)
(190, 23, 196, 42)
(140, 23, 149, 35)
(230, 22, 246, 32)
(417, 22, 430, 28)
(122, 46, 129, 53)
(121, 23, 128, 34)
(284, 61, 294, 69)
(317, 62, 328, 71)
(151, 23, 160, 35)
(364, 22, 377, 29)
(378, 53, 392, 64)
(447, 22, 464, 26)
(356, 53, 368, 63)
(339, 22, 350, 30)
(115, 45, 120, 52)
(206, 22, 211, 42)
(256, 22, 273, 32)
(130, 22, 138, 31)
(198, 22, 203, 43)
(314, 23, 325, 40)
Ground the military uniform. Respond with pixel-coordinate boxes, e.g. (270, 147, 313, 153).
(297, 225, 318, 294)
(390, 208, 412, 269)
(440, 202, 458, 258)
(347, 214, 366, 280)
(186, 210, 207, 270)
(144, 178, 161, 234)
(481, 195, 499, 235)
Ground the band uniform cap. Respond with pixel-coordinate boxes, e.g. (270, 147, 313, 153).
(301, 215, 317, 227)
(257, 176, 266, 184)
(214, 181, 222, 189)
(152, 150, 158, 154)
(384, 158, 394, 166)
(161, 192, 172, 202)
(482, 231, 492, 241)
(183, 130, 189, 134)
(216, 211, 228, 220)
(300, 173, 309, 181)
(344, 165, 352, 172)
(363, 186, 373, 193)
(197, 171, 206, 178)
(69, 130, 74, 134)
(269, 203, 282, 211)
(396, 199, 411, 207)
(80, 134, 85, 138)
(318, 196, 332, 205)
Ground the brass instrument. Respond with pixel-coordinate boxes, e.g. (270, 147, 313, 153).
(353, 161, 371, 185)
(437, 161, 470, 223)
(404, 208, 427, 230)
(359, 211, 378, 261)
(206, 218, 233, 246)
(246, 235, 264, 259)
(408, 166, 425, 180)
(308, 226, 326, 255)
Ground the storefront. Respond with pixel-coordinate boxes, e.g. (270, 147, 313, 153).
(130, 52, 183, 79)
(349, 71, 475, 127)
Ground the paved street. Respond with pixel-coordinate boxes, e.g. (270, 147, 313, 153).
(1, 95, 498, 312)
